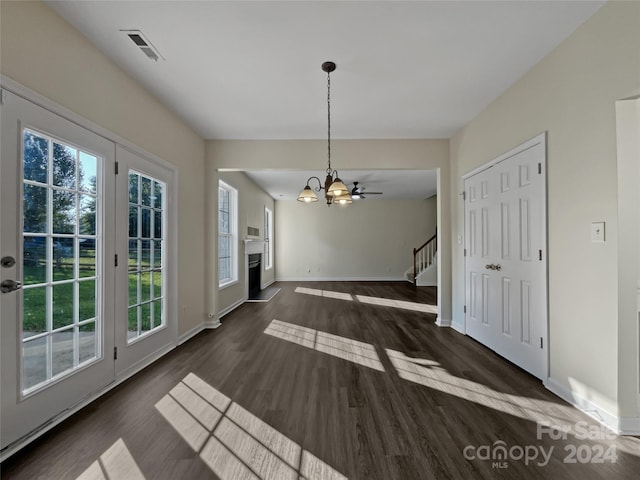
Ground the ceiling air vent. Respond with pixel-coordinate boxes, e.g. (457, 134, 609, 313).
(121, 29, 164, 62)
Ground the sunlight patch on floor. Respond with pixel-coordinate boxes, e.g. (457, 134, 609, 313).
(356, 295, 438, 313)
(76, 438, 145, 480)
(386, 349, 640, 456)
(156, 393, 211, 451)
(227, 402, 301, 468)
(295, 287, 354, 301)
(387, 348, 603, 430)
(265, 319, 385, 372)
(155, 373, 347, 480)
(264, 320, 316, 348)
(293, 286, 437, 314)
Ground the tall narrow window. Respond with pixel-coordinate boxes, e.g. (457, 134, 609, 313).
(218, 181, 238, 287)
(127, 171, 165, 342)
(264, 206, 273, 270)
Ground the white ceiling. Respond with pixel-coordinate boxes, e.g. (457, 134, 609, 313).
(46, 1, 603, 200)
(46, 0, 604, 140)
(243, 169, 438, 201)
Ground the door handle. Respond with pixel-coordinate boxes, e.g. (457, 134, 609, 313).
(485, 264, 502, 271)
(1, 279, 22, 293)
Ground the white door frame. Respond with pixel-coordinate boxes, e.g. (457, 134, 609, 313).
(114, 144, 179, 379)
(461, 132, 549, 382)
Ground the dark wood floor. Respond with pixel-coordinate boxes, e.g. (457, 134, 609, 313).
(2, 281, 639, 479)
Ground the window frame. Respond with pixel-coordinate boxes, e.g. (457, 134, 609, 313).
(264, 206, 273, 270)
(218, 180, 238, 288)
(126, 170, 166, 344)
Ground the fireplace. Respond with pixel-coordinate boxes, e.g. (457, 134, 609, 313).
(248, 253, 262, 299)
(243, 239, 280, 303)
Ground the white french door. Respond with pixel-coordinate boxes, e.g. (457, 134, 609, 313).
(1, 89, 177, 455)
(0, 91, 116, 451)
(114, 145, 177, 377)
(464, 135, 547, 380)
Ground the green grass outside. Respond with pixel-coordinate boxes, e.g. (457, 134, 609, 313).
(22, 250, 162, 335)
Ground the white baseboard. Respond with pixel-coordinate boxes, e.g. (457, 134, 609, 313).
(205, 318, 222, 329)
(217, 297, 246, 319)
(178, 323, 205, 345)
(619, 417, 640, 435)
(116, 342, 176, 384)
(261, 279, 275, 289)
(416, 281, 437, 287)
(210, 283, 277, 325)
(545, 377, 640, 435)
(276, 276, 406, 282)
(435, 317, 451, 327)
(450, 321, 465, 334)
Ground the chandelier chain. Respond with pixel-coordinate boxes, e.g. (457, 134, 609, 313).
(326, 69, 331, 174)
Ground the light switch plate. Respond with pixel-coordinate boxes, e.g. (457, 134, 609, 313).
(591, 222, 605, 243)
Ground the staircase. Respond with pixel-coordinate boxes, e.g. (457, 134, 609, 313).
(405, 234, 437, 286)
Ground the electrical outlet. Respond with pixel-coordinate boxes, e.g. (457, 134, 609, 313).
(591, 222, 605, 243)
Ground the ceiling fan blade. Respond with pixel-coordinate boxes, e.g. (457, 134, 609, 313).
(350, 181, 382, 197)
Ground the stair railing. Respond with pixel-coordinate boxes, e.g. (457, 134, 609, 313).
(413, 233, 437, 285)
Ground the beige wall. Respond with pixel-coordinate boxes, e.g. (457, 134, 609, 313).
(450, 1, 640, 418)
(275, 197, 436, 280)
(217, 171, 275, 314)
(1, 1, 206, 336)
(206, 139, 452, 324)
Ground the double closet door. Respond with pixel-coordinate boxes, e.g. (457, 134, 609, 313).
(1, 90, 176, 452)
(464, 137, 548, 380)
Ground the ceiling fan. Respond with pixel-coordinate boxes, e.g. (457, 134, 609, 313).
(351, 181, 383, 200)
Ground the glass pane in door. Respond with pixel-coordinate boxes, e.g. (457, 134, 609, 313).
(21, 129, 102, 394)
(127, 172, 165, 342)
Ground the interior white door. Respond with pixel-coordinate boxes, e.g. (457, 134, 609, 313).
(1, 90, 116, 450)
(114, 145, 177, 378)
(464, 137, 547, 380)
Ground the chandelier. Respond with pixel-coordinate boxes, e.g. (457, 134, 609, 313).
(297, 61, 352, 206)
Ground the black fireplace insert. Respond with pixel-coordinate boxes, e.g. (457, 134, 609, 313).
(248, 253, 261, 299)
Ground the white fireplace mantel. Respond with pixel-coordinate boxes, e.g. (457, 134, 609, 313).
(244, 239, 265, 255)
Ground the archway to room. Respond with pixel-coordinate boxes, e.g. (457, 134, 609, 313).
(204, 138, 452, 330)
(209, 168, 446, 324)
(212, 167, 445, 326)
